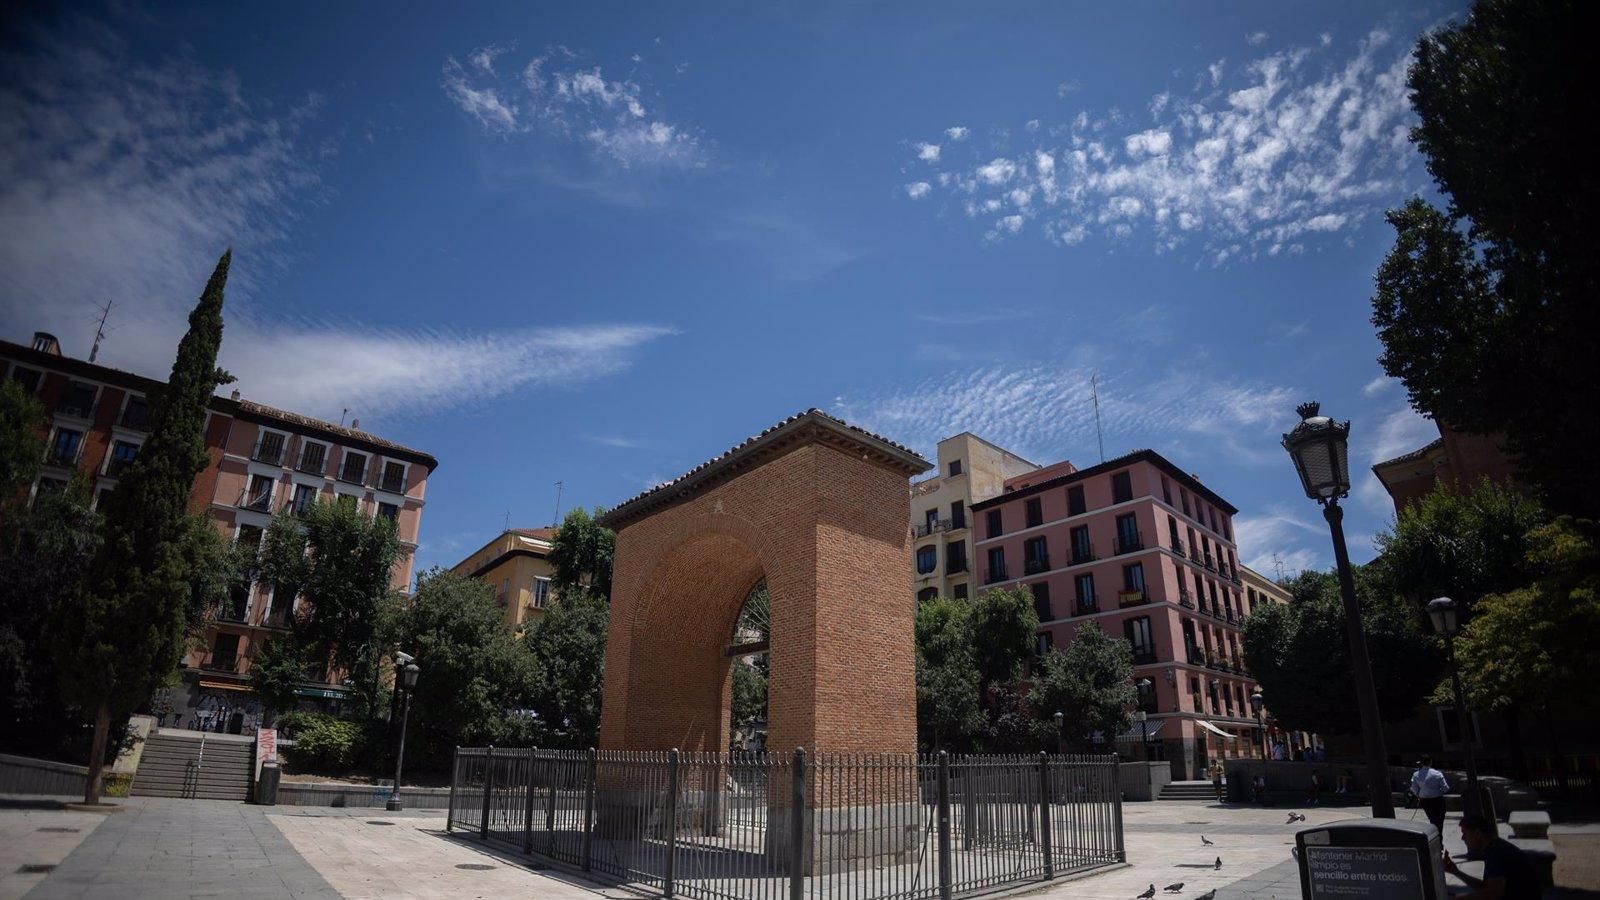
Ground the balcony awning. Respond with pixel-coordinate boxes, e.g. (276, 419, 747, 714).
(1197, 720, 1238, 740)
(1112, 720, 1166, 742)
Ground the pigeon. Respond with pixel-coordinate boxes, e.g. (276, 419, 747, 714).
(1195, 891, 1217, 900)
(1164, 883, 1184, 893)
(1201, 835, 1214, 845)
(1214, 856, 1222, 870)
(1286, 812, 1306, 824)
(1137, 885, 1156, 899)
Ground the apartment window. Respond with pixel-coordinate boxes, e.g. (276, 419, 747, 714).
(946, 540, 968, 574)
(916, 545, 938, 575)
(948, 459, 962, 477)
(953, 583, 968, 600)
(1246, 588, 1256, 614)
(244, 474, 274, 511)
(254, 431, 286, 465)
(950, 500, 965, 530)
(1161, 476, 1172, 505)
(925, 508, 940, 533)
(48, 428, 83, 467)
(1193, 571, 1206, 609)
(1029, 581, 1053, 621)
(1111, 471, 1133, 504)
(378, 501, 399, 523)
(120, 394, 151, 430)
(917, 587, 938, 603)
(1115, 512, 1141, 554)
(1180, 489, 1191, 516)
(532, 577, 552, 609)
(1210, 508, 1219, 533)
(209, 634, 240, 673)
(1223, 519, 1232, 541)
(36, 476, 68, 496)
(222, 583, 250, 622)
(1167, 515, 1181, 549)
(499, 578, 511, 606)
(1074, 572, 1096, 611)
(1208, 580, 1220, 609)
(381, 460, 406, 493)
(298, 441, 327, 474)
(237, 524, 265, 550)
(1023, 536, 1049, 574)
(1067, 485, 1086, 516)
(1124, 616, 1155, 664)
(1034, 631, 1054, 657)
(292, 483, 317, 516)
(1135, 675, 1158, 712)
(107, 440, 139, 476)
(1122, 561, 1147, 599)
(93, 485, 115, 510)
(338, 451, 367, 484)
(985, 547, 1007, 583)
(1070, 525, 1093, 564)
(985, 509, 1003, 539)
(10, 366, 42, 394)
(1025, 497, 1043, 528)
(57, 380, 97, 419)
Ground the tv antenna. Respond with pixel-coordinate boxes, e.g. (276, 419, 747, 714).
(1090, 372, 1106, 464)
(89, 300, 113, 363)
(553, 480, 564, 526)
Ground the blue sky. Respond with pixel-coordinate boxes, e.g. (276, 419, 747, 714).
(0, 1, 1465, 579)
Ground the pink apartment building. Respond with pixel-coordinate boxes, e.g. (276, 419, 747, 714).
(970, 449, 1265, 779)
(2, 332, 437, 735)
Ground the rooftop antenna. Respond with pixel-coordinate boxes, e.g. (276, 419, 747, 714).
(1090, 372, 1106, 464)
(504, 508, 510, 532)
(339, 408, 348, 427)
(89, 299, 113, 363)
(553, 480, 564, 526)
(1271, 552, 1287, 582)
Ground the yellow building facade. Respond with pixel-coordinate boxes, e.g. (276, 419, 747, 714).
(450, 527, 559, 631)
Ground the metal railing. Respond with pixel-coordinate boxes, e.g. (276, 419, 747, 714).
(1113, 533, 1143, 555)
(448, 748, 1123, 900)
(1023, 555, 1050, 575)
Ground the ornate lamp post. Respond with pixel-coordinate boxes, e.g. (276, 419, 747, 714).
(385, 659, 421, 812)
(1427, 597, 1482, 817)
(1054, 711, 1065, 755)
(1136, 677, 1154, 760)
(1283, 401, 1395, 818)
(1249, 690, 1267, 759)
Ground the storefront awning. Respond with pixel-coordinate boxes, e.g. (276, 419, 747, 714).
(198, 680, 254, 692)
(1112, 720, 1167, 742)
(1197, 720, 1238, 740)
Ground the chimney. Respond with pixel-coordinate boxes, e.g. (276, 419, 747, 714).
(230, 389, 241, 401)
(30, 332, 61, 356)
(350, 418, 360, 430)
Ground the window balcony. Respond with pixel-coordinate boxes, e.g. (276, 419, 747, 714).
(56, 399, 95, 420)
(240, 489, 272, 512)
(1225, 609, 1238, 625)
(1177, 589, 1195, 610)
(1170, 539, 1185, 557)
(984, 565, 1008, 585)
(295, 453, 325, 475)
(1114, 533, 1144, 555)
(215, 597, 249, 623)
(1118, 590, 1150, 609)
(945, 558, 968, 575)
(263, 608, 292, 630)
(337, 466, 366, 486)
(119, 405, 151, 431)
(47, 444, 82, 468)
(1070, 544, 1097, 566)
(1073, 595, 1099, 616)
(252, 441, 285, 466)
(198, 652, 242, 674)
(949, 514, 967, 531)
(1131, 651, 1158, 666)
(1023, 555, 1051, 575)
(381, 473, 406, 493)
(1186, 646, 1205, 666)
(1203, 553, 1216, 572)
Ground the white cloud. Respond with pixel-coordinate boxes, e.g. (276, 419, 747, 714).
(916, 142, 941, 162)
(1365, 404, 1438, 465)
(905, 181, 932, 199)
(1362, 375, 1395, 396)
(945, 126, 970, 141)
(904, 29, 1419, 256)
(584, 434, 642, 448)
(1246, 31, 1270, 46)
(0, 28, 674, 426)
(443, 47, 704, 168)
(1235, 509, 1324, 575)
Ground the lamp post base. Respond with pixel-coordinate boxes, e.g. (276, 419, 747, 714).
(385, 796, 403, 812)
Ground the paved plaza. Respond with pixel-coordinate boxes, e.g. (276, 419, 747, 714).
(3, 794, 1593, 899)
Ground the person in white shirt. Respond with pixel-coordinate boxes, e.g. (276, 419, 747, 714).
(1410, 755, 1451, 834)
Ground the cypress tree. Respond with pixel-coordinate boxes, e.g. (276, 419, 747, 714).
(56, 251, 235, 804)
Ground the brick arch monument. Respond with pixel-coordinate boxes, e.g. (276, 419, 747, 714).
(596, 409, 930, 756)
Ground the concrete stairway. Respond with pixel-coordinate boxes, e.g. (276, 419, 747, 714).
(130, 730, 253, 801)
(1158, 780, 1220, 801)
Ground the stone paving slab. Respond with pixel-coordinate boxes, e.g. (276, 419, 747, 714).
(0, 799, 110, 900)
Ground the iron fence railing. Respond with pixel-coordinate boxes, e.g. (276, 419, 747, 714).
(448, 747, 1123, 900)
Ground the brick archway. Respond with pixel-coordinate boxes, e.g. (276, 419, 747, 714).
(597, 410, 930, 754)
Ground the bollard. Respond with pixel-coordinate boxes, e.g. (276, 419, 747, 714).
(937, 751, 953, 900)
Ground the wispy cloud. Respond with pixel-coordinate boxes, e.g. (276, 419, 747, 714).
(902, 28, 1419, 262)
(1353, 403, 1437, 512)
(1362, 375, 1395, 396)
(1246, 31, 1270, 46)
(914, 308, 1035, 327)
(1235, 508, 1323, 575)
(0, 25, 674, 426)
(442, 45, 705, 169)
(584, 434, 643, 449)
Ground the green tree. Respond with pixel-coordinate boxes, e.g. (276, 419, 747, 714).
(1375, 479, 1546, 612)
(525, 591, 609, 749)
(1242, 567, 1442, 736)
(56, 252, 236, 805)
(257, 497, 402, 718)
(388, 569, 537, 768)
(970, 586, 1039, 691)
(0, 378, 45, 506)
(0, 477, 102, 760)
(547, 507, 614, 601)
(914, 597, 983, 750)
(1372, 0, 1599, 515)
(1030, 622, 1136, 750)
(249, 636, 309, 723)
(730, 659, 768, 737)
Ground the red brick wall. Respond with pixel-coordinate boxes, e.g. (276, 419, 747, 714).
(600, 442, 917, 756)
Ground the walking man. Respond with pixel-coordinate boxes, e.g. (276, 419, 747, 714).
(1410, 755, 1451, 835)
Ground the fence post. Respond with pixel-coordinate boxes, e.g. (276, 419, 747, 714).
(789, 747, 806, 900)
(447, 746, 460, 833)
(545, 752, 558, 852)
(522, 747, 537, 854)
(1109, 752, 1126, 862)
(581, 748, 597, 872)
(480, 745, 495, 840)
(664, 748, 680, 899)
(937, 751, 953, 900)
(1039, 751, 1054, 878)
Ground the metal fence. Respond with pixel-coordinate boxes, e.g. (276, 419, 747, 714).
(448, 747, 1123, 900)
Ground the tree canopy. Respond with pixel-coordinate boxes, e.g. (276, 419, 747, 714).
(525, 591, 609, 749)
(1375, 478, 1546, 613)
(1030, 622, 1136, 750)
(0, 378, 44, 505)
(914, 596, 984, 750)
(1372, 0, 1599, 515)
(547, 507, 614, 602)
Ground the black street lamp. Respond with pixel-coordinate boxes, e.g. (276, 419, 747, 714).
(1427, 596, 1482, 817)
(1054, 711, 1065, 755)
(1283, 401, 1395, 818)
(1249, 690, 1267, 760)
(385, 658, 421, 812)
(1136, 677, 1153, 760)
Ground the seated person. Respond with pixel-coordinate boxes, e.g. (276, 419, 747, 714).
(1443, 814, 1539, 900)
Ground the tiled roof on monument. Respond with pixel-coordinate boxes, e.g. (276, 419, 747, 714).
(599, 408, 931, 530)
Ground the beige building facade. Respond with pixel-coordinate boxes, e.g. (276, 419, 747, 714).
(910, 433, 1038, 603)
(450, 527, 559, 631)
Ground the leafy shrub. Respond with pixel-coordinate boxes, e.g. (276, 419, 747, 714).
(278, 712, 364, 771)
